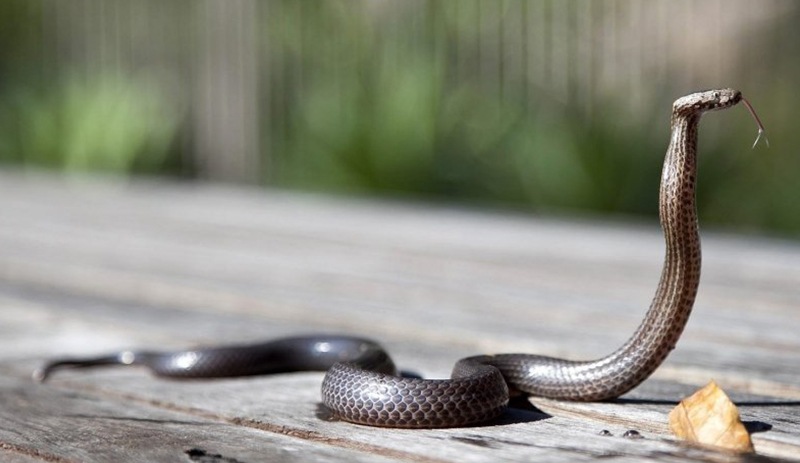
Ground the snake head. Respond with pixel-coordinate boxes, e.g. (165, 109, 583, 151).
(672, 88, 742, 118)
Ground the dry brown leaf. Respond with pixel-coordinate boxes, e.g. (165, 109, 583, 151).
(668, 381, 753, 453)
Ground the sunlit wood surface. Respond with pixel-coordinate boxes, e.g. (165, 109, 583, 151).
(1, 172, 798, 462)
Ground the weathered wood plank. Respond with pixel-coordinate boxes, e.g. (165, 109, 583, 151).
(0, 171, 798, 461)
(0, 174, 797, 386)
(0, 448, 48, 463)
(0, 375, 408, 463)
(0, 363, 764, 463)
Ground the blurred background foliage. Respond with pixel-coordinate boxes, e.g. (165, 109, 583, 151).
(0, 0, 798, 236)
(0, 73, 179, 173)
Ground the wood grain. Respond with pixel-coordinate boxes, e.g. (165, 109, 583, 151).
(0, 171, 798, 462)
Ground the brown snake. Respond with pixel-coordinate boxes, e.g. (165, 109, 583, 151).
(36, 89, 766, 428)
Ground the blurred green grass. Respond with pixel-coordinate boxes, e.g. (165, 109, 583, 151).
(1, 0, 798, 237)
(0, 74, 180, 173)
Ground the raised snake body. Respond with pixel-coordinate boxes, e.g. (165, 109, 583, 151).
(36, 89, 761, 428)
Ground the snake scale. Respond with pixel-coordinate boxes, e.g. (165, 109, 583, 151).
(35, 89, 766, 428)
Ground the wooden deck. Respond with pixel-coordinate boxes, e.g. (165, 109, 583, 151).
(1, 171, 798, 462)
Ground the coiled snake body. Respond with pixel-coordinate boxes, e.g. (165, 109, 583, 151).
(36, 89, 763, 428)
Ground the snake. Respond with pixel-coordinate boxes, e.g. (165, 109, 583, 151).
(34, 89, 766, 428)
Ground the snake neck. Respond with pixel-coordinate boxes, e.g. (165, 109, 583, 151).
(604, 113, 702, 384)
(491, 112, 706, 401)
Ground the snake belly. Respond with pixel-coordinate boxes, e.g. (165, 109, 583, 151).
(35, 89, 746, 428)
